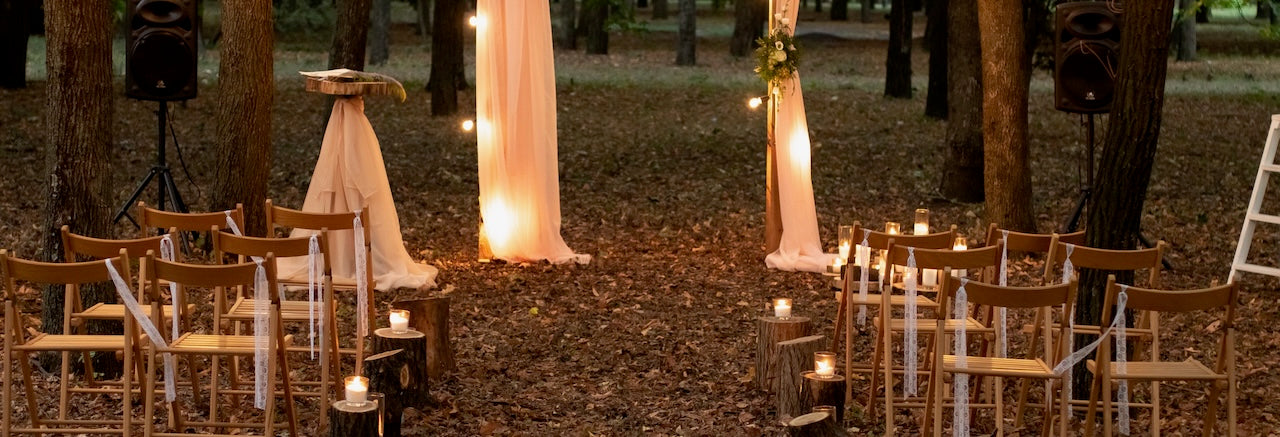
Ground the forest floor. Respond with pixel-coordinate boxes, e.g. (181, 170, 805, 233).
(4, 5, 1280, 436)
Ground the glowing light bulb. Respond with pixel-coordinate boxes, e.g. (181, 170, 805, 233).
(469, 15, 478, 27)
(748, 97, 762, 109)
(462, 119, 475, 132)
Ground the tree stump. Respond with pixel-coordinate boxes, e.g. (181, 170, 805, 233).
(392, 297, 455, 379)
(799, 371, 847, 424)
(371, 328, 431, 411)
(786, 412, 850, 437)
(364, 349, 406, 437)
(755, 316, 813, 392)
(775, 335, 825, 420)
(329, 400, 379, 437)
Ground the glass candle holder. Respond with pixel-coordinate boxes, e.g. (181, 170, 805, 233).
(814, 351, 837, 378)
(885, 222, 901, 235)
(953, 236, 969, 278)
(837, 225, 854, 261)
(389, 309, 410, 334)
(344, 375, 369, 406)
(914, 208, 929, 235)
(774, 298, 792, 319)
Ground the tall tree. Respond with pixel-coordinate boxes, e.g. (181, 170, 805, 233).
(729, 0, 765, 57)
(369, 0, 391, 65)
(976, 0, 1033, 231)
(831, 0, 848, 20)
(329, 0, 373, 69)
(675, 0, 696, 65)
(417, 0, 433, 37)
(653, 0, 669, 19)
(582, 0, 610, 55)
(884, 0, 912, 98)
(860, 0, 873, 22)
(923, 0, 946, 118)
(428, 0, 465, 115)
(0, 0, 30, 88)
(557, 0, 578, 49)
(212, 0, 274, 235)
(1076, 0, 1176, 396)
(939, 0, 981, 202)
(1174, 0, 1197, 62)
(40, 0, 114, 369)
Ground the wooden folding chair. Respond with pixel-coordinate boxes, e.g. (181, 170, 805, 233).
(140, 251, 298, 436)
(928, 276, 1077, 437)
(981, 224, 1085, 285)
(1085, 276, 1238, 436)
(868, 241, 1002, 436)
(136, 202, 246, 261)
(2, 250, 139, 436)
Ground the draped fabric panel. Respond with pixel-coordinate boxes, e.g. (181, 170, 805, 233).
(764, 0, 833, 272)
(476, 0, 589, 264)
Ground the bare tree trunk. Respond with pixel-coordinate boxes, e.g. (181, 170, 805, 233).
(369, 0, 391, 65)
(923, 0, 946, 118)
(884, 0, 912, 98)
(557, 0, 578, 49)
(831, 0, 848, 20)
(1077, 0, 1175, 398)
(213, 0, 274, 235)
(977, 0, 1033, 231)
(329, 0, 373, 69)
(713, 0, 724, 12)
(939, 0, 981, 202)
(0, 0, 30, 88)
(730, 0, 765, 57)
(583, 0, 610, 55)
(1174, 0, 1197, 62)
(653, 0, 669, 19)
(417, 0, 432, 37)
(675, 0, 696, 65)
(428, 0, 464, 115)
(860, 0, 872, 22)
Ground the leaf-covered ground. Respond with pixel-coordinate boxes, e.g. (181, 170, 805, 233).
(4, 8, 1280, 436)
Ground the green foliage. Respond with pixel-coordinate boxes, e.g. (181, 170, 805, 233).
(585, 0, 649, 33)
(274, 0, 335, 36)
(753, 24, 801, 88)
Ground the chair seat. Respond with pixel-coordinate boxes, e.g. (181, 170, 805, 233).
(224, 297, 322, 321)
(15, 334, 126, 352)
(167, 333, 289, 354)
(943, 355, 1054, 378)
(846, 293, 938, 307)
(1086, 358, 1225, 381)
(74, 302, 193, 321)
(281, 273, 357, 290)
(875, 316, 992, 333)
(1021, 322, 1154, 337)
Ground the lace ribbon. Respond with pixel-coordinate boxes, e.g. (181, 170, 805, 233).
(856, 231, 871, 326)
(1061, 243, 1076, 403)
(904, 247, 919, 397)
(252, 259, 269, 409)
(997, 230, 1009, 358)
(354, 210, 369, 336)
(224, 211, 242, 237)
(307, 234, 322, 359)
(1051, 287, 1130, 433)
(952, 278, 970, 437)
(105, 261, 177, 402)
(159, 235, 182, 369)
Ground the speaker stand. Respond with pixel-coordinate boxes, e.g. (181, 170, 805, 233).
(113, 101, 188, 229)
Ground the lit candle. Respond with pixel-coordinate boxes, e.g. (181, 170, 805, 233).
(952, 236, 968, 278)
(345, 375, 368, 405)
(877, 256, 887, 283)
(923, 267, 938, 287)
(774, 298, 792, 319)
(885, 222, 900, 235)
(837, 225, 854, 261)
(838, 242, 851, 262)
(914, 208, 929, 235)
(830, 256, 845, 274)
(389, 309, 410, 334)
(814, 351, 837, 378)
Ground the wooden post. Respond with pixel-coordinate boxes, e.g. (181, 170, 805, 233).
(371, 328, 431, 410)
(364, 349, 406, 437)
(756, 316, 813, 392)
(391, 297, 456, 379)
(786, 412, 850, 437)
(329, 400, 379, 437)
(800, 371, 847, 424)
(764, 0, 783, 253)
(776, 335, 825, 420)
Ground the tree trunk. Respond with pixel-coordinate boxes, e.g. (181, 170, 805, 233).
(329, 401, 379, 437)
(583, 0, 610, 55)
(417, 0, 432, 37)
(0, 0, 30, 88)
(428, 0, 464, 115)
(1258, 0, 1271, 20)
(976, 0, 1033, 232)
(831, 0, 848, 20)
(787, 412, 848, 437)
(860, 0, 873, 22)
(755, 316, 813, 391)
(371, 328, 432, 409)
(653, 0, 669, 19)
(814, 0, 823, 13)
(775, 334, 824, 419)
(1077, 0, 1175, 399)
(939, 0, 982, 202)
(713, 0, 724, 12)
(391, 297, 456, 379)
(1196, 2, 1209, 23)
(675, 0, 696, 65)
(213, 0, 273, 235)
(556, 0, 578, 49)
(730, 0, 765, 57)
(923, 0, 946, 118)
(1175, 0, 1197, 62)
(369, 0, 391, 65)
(40, 0, 114, 372)
(329, 0, 373, 69)
(884, 0, 912, 98)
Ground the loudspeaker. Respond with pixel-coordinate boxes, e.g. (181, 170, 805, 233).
(126, 0, 198, 101)
(1054, 2, 1120, 114)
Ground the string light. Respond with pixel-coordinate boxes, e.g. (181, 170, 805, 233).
(468, 15, 480, 27)
(748, 97, 762, 109)
(462, 119, 475, 132)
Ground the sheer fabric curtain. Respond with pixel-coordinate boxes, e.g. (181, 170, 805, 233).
(764, 0, 832, 272)
(475, 0, 589, 264)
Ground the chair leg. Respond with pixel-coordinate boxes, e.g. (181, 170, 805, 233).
(1102, 374, 1113, 437)
(994, 376, 1005, 437)
(58, 350, 71, 421)
(1204, 380, 1222, 435)
(144, 350, 156, 437)
(1039, 378, 1053, 437)
(3, 316, 13, 437)
(1059, 379, 1069, 437)
(264, 351, 277, 437)
(17, 349, 40, 429)
(209, 353, 221, 425)
(1228, 371, 1237, 436)
(866, 322, 883, 418)
(123, 346, 133, 437)
(1085, 371, 1103, 437)
(882, 325, 895, 436)
(277, 323, 299, 436)
(1151, 380, 1161, 437)
(1015, 307, 1045, 426)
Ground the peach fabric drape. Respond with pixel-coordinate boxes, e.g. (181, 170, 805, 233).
(281, 97, 438, 290)
(764, 0, 834, 273)
(475, 0, 589, 264)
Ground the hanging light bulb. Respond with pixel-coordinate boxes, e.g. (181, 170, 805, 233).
(468, 15, 480, 27)
(461, 119, 475, 132)
(748, 97, 762, 109)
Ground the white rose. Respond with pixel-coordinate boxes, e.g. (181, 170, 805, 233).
(779, 17, 791, 26)
(771, 50, 787, 63)
(775, 41, 784, 50)
(789, 44, 797, 51)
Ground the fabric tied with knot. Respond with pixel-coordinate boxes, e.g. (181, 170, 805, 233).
(159, 235, 182, 371)
(1051, 285, 1131, 434)
(904, 247, 919, 397)
(1061, 243, 1076, 403)
(354, 210, 369, 336)
(252, 259, 269, 409)
(951, 278, 971, 437)
(856, 230, 871, 326)
(105, 261, 177, 402)
(307, 234, 323, 359)
(997, 230, 1009, 358)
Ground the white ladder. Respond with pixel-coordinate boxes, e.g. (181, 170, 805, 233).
(1230, 114, 1280, 283)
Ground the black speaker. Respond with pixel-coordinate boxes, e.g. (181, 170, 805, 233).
(126, 0, 198, 101)
(1054, 2, 1120, 114)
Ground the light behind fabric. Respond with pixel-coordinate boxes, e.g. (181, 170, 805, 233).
(764, 0, 832, 273)
(476, 0, 589, 264)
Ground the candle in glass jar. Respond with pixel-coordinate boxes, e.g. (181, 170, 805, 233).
(837, 225, 854, 261)
(923, 268, 938, 287)
(830, 256, 845, 273)
(774, 298, 792, 319)
(345, 375, 368, 405)
(952, 236, 968, 278)
(814, 351, 837, 378)
(389, 309, 410, 334)
(914, 208, 929, 235)
(885, 222, 901, 235)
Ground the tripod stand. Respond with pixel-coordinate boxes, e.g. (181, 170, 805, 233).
(113, 101, 189, 227)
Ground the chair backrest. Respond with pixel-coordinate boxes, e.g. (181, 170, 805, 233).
(265, 199, 369, 238)
(146, 251, 276, 292)
(984, 224, 1085, 253)
(2, 249, 130, 299)
(852, 221, 956, 251)
(61, 225, 165, 261)
(940, 275, 1077, 364)
(138, 201, 245, 235)
(885, 241, 1003, 272)
(1099, 275, 1238, 376)
(1045, 240, 1165, 287)
(213, 229, 331, 273)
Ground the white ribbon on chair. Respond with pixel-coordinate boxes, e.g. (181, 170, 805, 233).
(224, 211, 242, 237)
(856, 231, 871, 326)
(105, 261, 177, 402)
(252, 258, 269, 410)
(307, 234, 322, 359)
(354, 210, 369, 337)
(997, 230, 1009, 358)
(159, 235, 182, 370)
(951, 278, 971, 437)
(904, 247, 919, 397)
(1060, 243, 1076, 404)
(1051, 285, 1130, 434)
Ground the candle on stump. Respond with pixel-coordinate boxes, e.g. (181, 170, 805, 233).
(814, 351, 837, 378)
(345, 375, 369, 405)
(389, 309, 410, 334)
(774, 298, 792, 319)
(830, 256, 845, 274)
(913, 208, 930, 235)
(952, 236, 968, 278)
